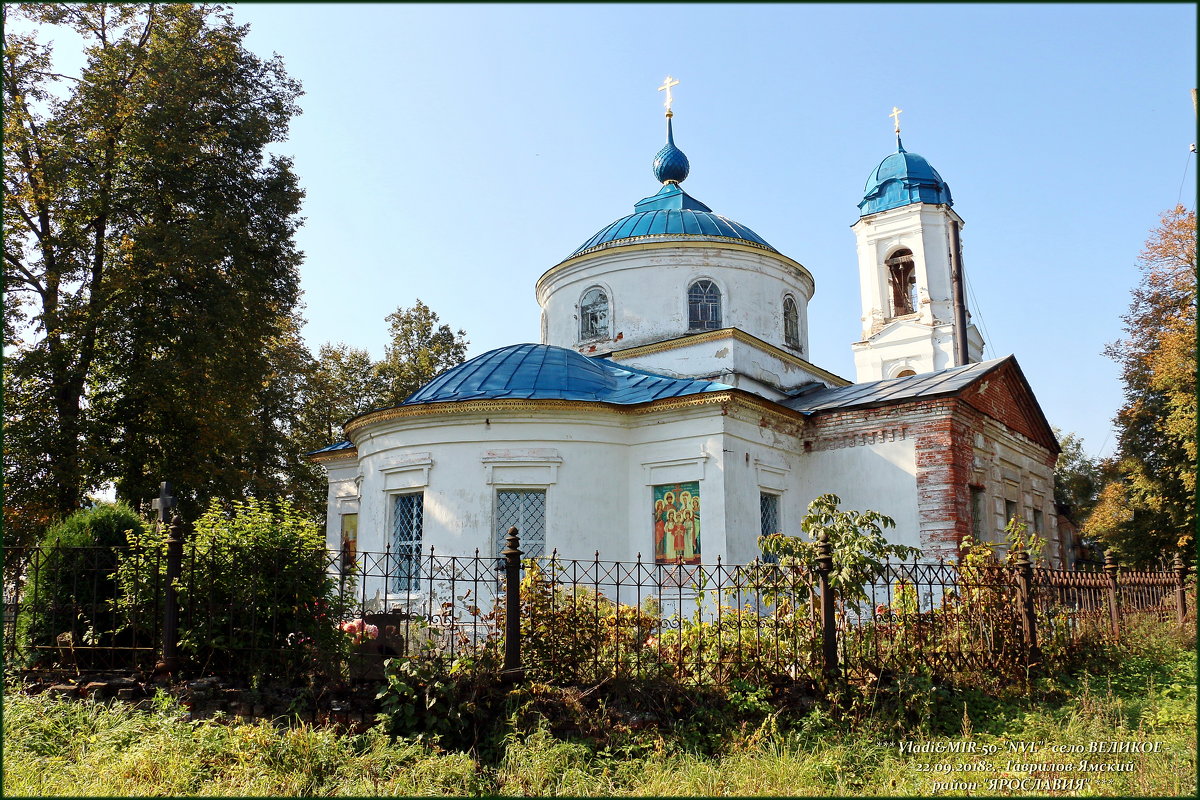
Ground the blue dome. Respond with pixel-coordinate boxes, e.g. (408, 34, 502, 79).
(565, 112, 777, 259)
(569, 179, 776, 258)
(570, 207, 776, 257)
(402, 343, 731, 405)
(859, 138, 953, 215)
(652, 116, 690, 184)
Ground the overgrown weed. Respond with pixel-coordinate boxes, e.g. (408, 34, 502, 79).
(4, 624, 1194, 796)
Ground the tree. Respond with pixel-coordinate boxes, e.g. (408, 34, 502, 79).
(290, 342, 387, 518)
(3, 4, 306, 537)
(374, 300, 469, 407)
(1086, 206, 1196, 566)
(1051, 428, 1100, 522)
(759, 494, 920, 614)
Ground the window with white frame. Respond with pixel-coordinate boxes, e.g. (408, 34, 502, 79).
(496, 489, 547, 560)
(579, 287, 609, 340)
(759, 492, 781, 563)
(391, 493, 424, 592)
(687, 280, 722, 330)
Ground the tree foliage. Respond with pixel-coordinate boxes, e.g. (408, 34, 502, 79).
(759, 493, 920, 614)
(290, 302, 469, 518)
(3, 4, 306, 539)
(289, 342, 386, 518)
(374, 299, 469, 407)
(1052, 428, 1100, 522)
(1086, 206, 1196, 566)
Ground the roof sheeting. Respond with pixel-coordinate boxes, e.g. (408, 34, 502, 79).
(402, 343, 731, 406)
(783, 358, 1006, 413)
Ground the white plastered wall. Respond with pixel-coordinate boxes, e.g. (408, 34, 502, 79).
(536, 242, 815, 358)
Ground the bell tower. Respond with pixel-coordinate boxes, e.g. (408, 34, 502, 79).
(850, 110, 983, 381)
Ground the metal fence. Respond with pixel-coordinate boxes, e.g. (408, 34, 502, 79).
(3, 529, 1192, 688)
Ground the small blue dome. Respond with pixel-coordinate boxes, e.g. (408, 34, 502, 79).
(652, 116, 690, 184)
(402, 343, 730, 406)
(859, 138, 953, 215)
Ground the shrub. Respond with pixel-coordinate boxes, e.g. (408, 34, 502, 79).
(17, 502, 148, 669)
(117, 498, 351, 683)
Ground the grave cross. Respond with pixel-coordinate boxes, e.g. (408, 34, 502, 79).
(151, 481, 176, 524)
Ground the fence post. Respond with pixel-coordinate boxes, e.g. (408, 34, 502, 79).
(1173, 553, 1189, 630)
(1012, 546, 1040, 671)
(815, 531, 838, 686)
(501, 526, 523, 681)
(157, 513, 183, 676)
(1103, 550, 1121, 641)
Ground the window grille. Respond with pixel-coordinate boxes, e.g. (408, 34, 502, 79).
(759, 492, 780, 563)
(391, 493, 423, 592)
(970, 487, 985, 540)
(496, 490, 547, 560)
(783, 296, 800, 349)
(687, 280, 722, 330)
(579, 288, 609, 340)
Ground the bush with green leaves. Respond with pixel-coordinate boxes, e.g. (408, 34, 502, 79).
(517, 560, 663, 685)
(117, 498, 351, 683)
(759, 494, 921, 614)
(17, 502, 148, 668)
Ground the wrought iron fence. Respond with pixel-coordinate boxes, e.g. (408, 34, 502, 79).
(3, 533, 1192, 689)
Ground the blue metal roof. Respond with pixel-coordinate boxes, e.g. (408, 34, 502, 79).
(402, 343, 732, 405)
(570, 208, 776, 257)
(305, 440, 355, 456)
(783, 358, 1005, 414)
(652, 115, 690, 184)
(859, 137, 953, 215)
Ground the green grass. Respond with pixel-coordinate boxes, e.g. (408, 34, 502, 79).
(4, 635, 1196, 796)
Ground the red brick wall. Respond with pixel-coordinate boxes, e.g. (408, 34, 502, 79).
(803, 387, 1054, 559)
(957, 361, 1058, 453)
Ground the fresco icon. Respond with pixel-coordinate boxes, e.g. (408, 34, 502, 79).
(653, 481, 700, 564)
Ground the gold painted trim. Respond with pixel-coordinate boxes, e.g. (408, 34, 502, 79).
(306, 448, 358, 464)
(538, 239, 813, 290)
(609, 328, 851, 387)
(342, 389, 807, 440)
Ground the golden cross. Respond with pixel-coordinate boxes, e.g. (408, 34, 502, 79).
(890, 105, 903, 134)
(658, 75, 680, 113)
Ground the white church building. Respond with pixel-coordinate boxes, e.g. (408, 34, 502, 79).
(308, 96, 1065, 582)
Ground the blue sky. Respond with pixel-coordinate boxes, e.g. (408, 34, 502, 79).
(26, 3, 1200, 459)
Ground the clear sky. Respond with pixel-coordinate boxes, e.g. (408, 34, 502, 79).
(28, 3, 1200, 460)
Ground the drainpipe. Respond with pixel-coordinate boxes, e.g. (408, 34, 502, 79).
(948, 219, 969, 366)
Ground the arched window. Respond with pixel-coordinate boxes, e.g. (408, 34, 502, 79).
(884, 249, 917, 317)
(579, 287, 609, 340)
(688, 280, 722, 330)
(783, 296, 800, 349)
(895, 369, 917, 378)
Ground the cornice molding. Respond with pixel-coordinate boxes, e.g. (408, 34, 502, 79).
(342, 389, 806, 441)
(609, 328, 851, 387)
(307, 449, 359, 464)
(538, 239, 812, 292)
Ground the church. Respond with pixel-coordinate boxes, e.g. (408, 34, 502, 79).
(308, 87, 1065, 583)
